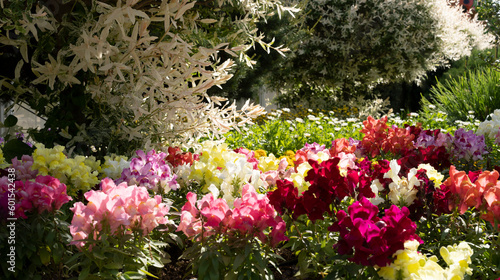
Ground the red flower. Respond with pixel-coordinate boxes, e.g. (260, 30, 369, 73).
(166, 146, 196, 167)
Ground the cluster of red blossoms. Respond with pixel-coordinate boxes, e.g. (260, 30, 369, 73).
(268, 158, 353, 221)
(165, 146, 198, 168)
(443, 166, 500, 229)
(360, 116, 420, 157)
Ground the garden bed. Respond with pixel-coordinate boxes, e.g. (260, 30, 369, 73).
(2, 111, 500, 279)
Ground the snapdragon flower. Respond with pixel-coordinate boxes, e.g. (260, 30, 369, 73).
(31, 144, 100, 195)
(117, 149, 179, 194)
(378, 240, 473, 280)
(384, 160, 420, 207)
(69, 178, 171, 250)
(476, 109, 500, 139)
(450, 128, 488, 162)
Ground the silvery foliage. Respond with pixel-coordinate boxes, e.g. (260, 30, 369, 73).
(0, 0, 298, 151)
(285, 0, 493, 89)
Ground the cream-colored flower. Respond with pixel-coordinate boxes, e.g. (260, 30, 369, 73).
(417, 163, 444, 187)
(291, 161, 312, 195)
(385, 160, 419, 207)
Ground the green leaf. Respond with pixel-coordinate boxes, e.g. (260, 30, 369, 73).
(233, 253, 246, 270)
(198, 257, 210, 279)
(2, 138, 35, 163)
(104, 262, 123, 270)
(92, 250, 106, 260)
(139, 269, 159, 279)
(45, 231, 56, 245)
(79, 266, 90, 280)
(3, 115, 18, 127)
(39, 246, 51, 265)
(123, 271, 147, 279)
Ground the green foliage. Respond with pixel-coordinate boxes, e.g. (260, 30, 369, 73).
(181, 233, 281, 279)
(224, 110, 364, 156)
(67, 228, 172, 280)
(0, 0, 292, 159)
(0, 208, 75, 280)
(420, 67, 500, 123)
(269, 0, 491, 98)
(1, 138, 35, 164)
(477, 0, 500, 43)
(437, 49, 492, 84)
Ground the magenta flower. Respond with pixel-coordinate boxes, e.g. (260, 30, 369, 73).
(0, 175, 72, 218)
(329, 197, 422, 267)
(0, 178, 33, 219)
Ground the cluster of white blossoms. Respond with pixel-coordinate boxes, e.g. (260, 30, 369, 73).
(476, 109, 500, 140)
(0, 0, 297, 151)
(289, 0, 493, 89)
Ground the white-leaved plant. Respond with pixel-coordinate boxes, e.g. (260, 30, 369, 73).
(281, 0, 493, 90)
(0, 0, 298, 155)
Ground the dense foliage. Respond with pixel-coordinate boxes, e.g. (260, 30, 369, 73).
(0, 0, 298, 158)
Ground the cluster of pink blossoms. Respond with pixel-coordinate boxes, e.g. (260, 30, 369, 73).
(177, 184, 288, 247)
(69, 178, 170, 249)
(0, 175, 72, 219)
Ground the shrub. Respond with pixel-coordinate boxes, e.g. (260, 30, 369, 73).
(421, 67, 500, 122)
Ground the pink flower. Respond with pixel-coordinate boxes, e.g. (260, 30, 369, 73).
(11, 155, 38, 181)
(69, 178, 170, 250)
(178, 185, 288, 247)
(20, 175, 72, 214)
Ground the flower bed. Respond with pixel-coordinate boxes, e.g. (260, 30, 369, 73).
(2, 110, 500, 279)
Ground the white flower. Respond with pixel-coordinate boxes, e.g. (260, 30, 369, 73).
(385, 160, 420, 206)
(368, 179, 385, 206)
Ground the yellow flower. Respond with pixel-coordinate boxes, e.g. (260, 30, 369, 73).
(31, 144, 100, 195)
(378, 241, 473, 280)
(258, 154, 280, 172)
(316, 151, 330, 163)
(291, 161, 312, 194)
(440, 242, 473, 279)
(254, 149, 267, 159)
(0, 147, 9, 169)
